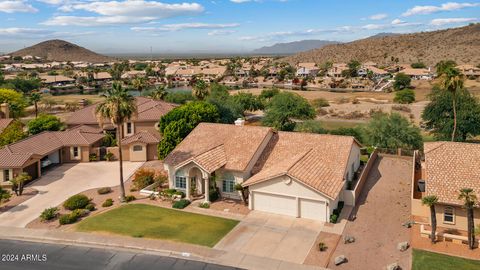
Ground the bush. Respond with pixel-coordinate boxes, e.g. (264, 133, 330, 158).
(85, 203, 96, 211)
(209, 190, 220, 202)
(72, 208, 89, 218)
(174, 191, 185, 198)
(89, 153, 97, 161)
(163, 189, 177, 197)
(40, 207, 59, 221)
(394, 89, 415, 104)
(318, 242, 328, 252)
(125, 195, 136, 202)
(63, 194, 90, 210)
(311, 98, 330, 108)
(329, 214, 338, 224)
(104, 152, 114, 161)
(102, 198, 113, 207)
(97, 187, 112, 195)
(59, 214, 77, 225)
(172, 199, 191, 209)
(199, 202, 210, 208)
(133, 168, 155, 190)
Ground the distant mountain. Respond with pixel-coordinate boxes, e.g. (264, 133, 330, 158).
(369, 32, 399, 38)
(9, 40, 114, 63)
(252, 40, 340, 55)
(282, 24, 480, 66)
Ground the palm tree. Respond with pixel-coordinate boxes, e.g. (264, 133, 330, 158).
(131, 76, 148, 93)
(149, 85, 167, 100)
(439, 67, 464, 141)
(29, 92, 41, 118)
(458, 188, 478, 250)
(193, 80, 208, 100)
(422, 195, 439, 243)
(96, 83, 137, 202)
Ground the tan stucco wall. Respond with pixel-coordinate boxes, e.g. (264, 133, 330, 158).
(129, 143, 147, 162)
(134, 121, 159, 135)
(147, 144, 158, 160)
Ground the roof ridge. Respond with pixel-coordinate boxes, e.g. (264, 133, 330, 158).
(286, 148, 313, 173)
(424, 142, 447, 154)
(195, 143, 225, 158)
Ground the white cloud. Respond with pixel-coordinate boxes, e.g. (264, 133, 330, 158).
(131, 23, 239, 32)
(391, 19, 404, 25)
(43, 1, 204, 26)
(402, 2, 480, 17)
(230, 0, 252, 3)
(208, 30, 236, 36)
(0, 0, 38, 13)
(369, 13, 388, 20)
(0, 27, 93, 39)
(430, 17, 478, 25)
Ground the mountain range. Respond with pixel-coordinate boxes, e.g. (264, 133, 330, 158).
(251, 40, 340, 55)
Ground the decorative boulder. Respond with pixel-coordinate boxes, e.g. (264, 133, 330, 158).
(344, 235, 355, 244)
(334, 255, 347, 265)
(397, 241, 409, 252)
(387, 262, 401, 270)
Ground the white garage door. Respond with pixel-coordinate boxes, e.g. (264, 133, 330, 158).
(253, 192, 297, 217)
(300, 198, 327, 221)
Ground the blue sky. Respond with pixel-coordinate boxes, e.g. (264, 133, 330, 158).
(0, 0, 479, 54)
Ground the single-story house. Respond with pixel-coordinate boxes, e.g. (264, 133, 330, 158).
(0, 126, 105, 185)
(412, 142, 480, 245)
(296, 63, 319, 77)
(164, 122, 362, 221)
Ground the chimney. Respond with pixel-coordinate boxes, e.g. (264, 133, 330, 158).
(0, 103, 9, 119)
(234, 118, 245, 126)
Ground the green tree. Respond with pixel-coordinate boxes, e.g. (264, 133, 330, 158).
(131, 76, 148, 93)
(365, 112, 422, 150)
(422, 88, 480, 142)
(206, 83, 243, 123)
(148, 85, 168, 100)
(263, 92, 315, 131)
(439, 67, 464, 141)
(435, 60, 457, 76)
(393, 72, 411, 91)
(294, 120, 327, 134)
(193, 80, 209, 100)
(259, 88, 280, 101)
(232, 92, 264, 114)
(0, 186, 11, 205)
(411, 62, 426, 69)
(29, 92, 42, 118)
(27, 114, 63, 135)
(96, 83, 137, 202)
(394, 89, 415, 104)
(158, 101, 220, 158)
(2, 77, 41, 94)
(421, 195, 439, 243)
(458, 188, 478, 250)
(329, 127, 365, 143)
(347, 60, 361, 77)
(0, 88, 27, 117)
(10, 172, 31, 196)
(0, 120, 26, 146)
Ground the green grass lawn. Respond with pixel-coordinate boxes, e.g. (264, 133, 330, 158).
(412, 249, 480, 270)
(76, 204, 239, 247)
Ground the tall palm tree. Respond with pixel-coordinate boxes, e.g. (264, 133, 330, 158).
(458, 188, 478, 250)
(96, 83, 137, 202)
(193, 79, 208, 100)
(439, 67, 464, 141)
(149, 85, 167, 100)
(422, 195, 439, 243)
(131, 76, 148, 93)
(29, 92, 41, 118)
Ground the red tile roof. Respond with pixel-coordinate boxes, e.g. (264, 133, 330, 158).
(0, 118, 13, 133)
(121, 130, 160, 145)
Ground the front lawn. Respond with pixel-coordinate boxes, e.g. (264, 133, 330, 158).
(412, 249, 480, 270)
(76, 204, 239, 247)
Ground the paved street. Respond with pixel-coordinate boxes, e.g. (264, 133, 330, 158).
(0, 240, 241, 270)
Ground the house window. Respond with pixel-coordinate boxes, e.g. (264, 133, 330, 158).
(133, 145, 143, 152)
(3, 170, 10, 182)
(126, 122, 133, 135)
(222, 174, 235, 193)
(444, 207, 455, 224)
(175, 176, 186, 189)
(72, 147, 79, 158)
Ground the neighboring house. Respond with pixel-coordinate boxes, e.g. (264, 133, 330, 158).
(296, 63, 319, 77)
(164, 122, 362, 221)
(327, 63, 348, 78)
(39, 75, 76, 85)
(0, 126, 105, 185)
(456, 64, 480, 78)
(66, 97, 176, 162)
(412, 142, 480, 246)
(401, 68, 433, 80)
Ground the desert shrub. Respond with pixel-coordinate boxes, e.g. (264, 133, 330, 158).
(133, 168, 155, 190)
(63, 194, 90, 210)
(318, 242, 327, 252)
(97, 187, 112, 195)
(392, 104, 412, 112)
(85, 203, 96, 211)
(125, 195, 136, 202)
(352, 98, 360, 104)
(89, 153, 97, 161)
(209, 190, 220, 202)
(394, 89, 415, 104)
(311, 98, 329, 108)
(102, 198, 113, 207)
(172, 199, 191, 209)
(59, 214, 77, 225)
(329, 214, 338, 224)
(199, 202, 210, 208)
(40, 207, 59, 221)
(72, 209, 89, 218)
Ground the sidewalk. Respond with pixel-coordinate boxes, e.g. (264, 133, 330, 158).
(0, 226, 328, 270)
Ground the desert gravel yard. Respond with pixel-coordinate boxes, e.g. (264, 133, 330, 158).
(329, 156, 413, 270)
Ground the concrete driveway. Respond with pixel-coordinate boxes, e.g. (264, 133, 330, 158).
(215, 211, 324, 264)
(0, 161, 143, 228)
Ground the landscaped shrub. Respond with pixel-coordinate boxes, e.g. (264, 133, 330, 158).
(125, 195, 136, 202)
(394, 89, 415, 104)
(72, 208, 89, 218)
(40, 207, 59, 221)
(163, 189, 177, 196)
(63, 194, 90, 210)
(59, 214, 77, 225)
(318, 242, 328, 252)
(97, 187, 112, 195)
(104, 152, 114, 161)
(85, 203, 96, 211)
(209, 190, 220, 202)
(172, 199, 190, 209)
(89, 153, 98, 161)
(329, 214, 338, 224)
(199, 202, 210, 208)
(174, 191, 185, 198)
(102, 198, 113, 207)
(133, 168, 155, 190)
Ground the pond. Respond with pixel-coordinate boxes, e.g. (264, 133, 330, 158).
(129, 86, 192, 97)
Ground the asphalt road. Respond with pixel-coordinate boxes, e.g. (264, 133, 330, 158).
(0, 239, 241, 270)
